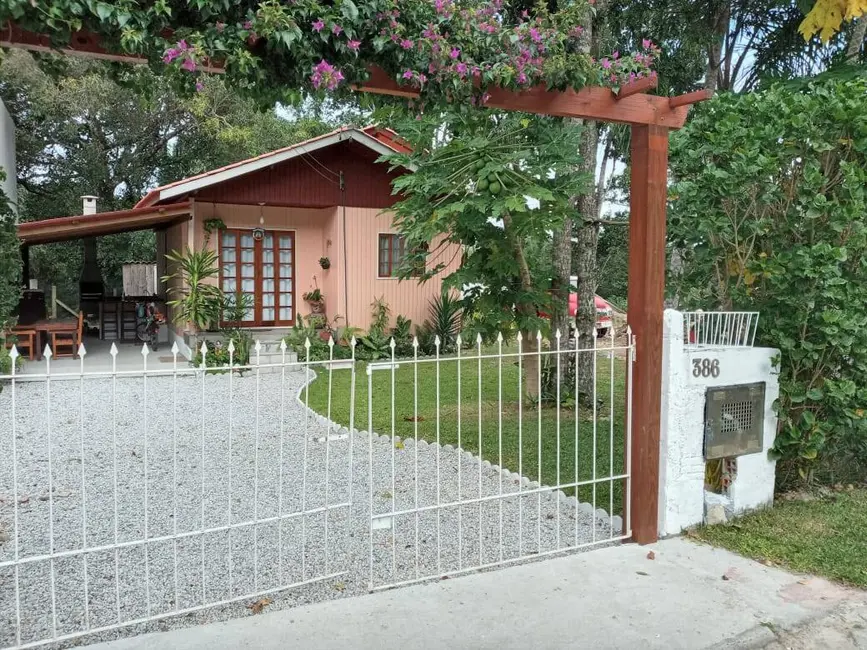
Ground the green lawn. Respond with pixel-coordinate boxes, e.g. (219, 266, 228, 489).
(305, 349, 629, 513)
(694, 489, 867, 588)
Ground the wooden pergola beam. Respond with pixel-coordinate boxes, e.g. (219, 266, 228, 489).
(357, 66, 698, 129)
(615, 76, 658, 101)
(0, 23, 225, 73)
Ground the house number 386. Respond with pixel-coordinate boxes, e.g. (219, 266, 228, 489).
(692, 358, 720, 378)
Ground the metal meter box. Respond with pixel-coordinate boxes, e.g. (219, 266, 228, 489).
(703, 382, 765, 460)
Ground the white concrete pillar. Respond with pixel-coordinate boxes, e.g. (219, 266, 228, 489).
(0, 99, 18, 215)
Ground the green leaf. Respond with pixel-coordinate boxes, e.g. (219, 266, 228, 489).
(95, 3, 113, 20)
(341, 0, 359, 21)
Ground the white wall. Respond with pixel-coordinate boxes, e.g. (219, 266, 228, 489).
(659, 310, 779, 537)
(0, 100, 17, 214)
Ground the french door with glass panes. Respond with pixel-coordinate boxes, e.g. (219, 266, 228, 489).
(219, 229, 295, 326)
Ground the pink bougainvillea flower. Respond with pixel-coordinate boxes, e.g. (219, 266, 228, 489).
(455, 62, 468, 77)
(177, 39, 188, 51)
(612, 50, 620, 59)
(195, 81, 204, 92)
(642, 38, 653, 49)
(450, 47, 460, 59)
(348, 39, 361, 51)
(601, 58, 612, 69)
(312, 19, 325, 32)
(529, 27, 542, 43)
(400, 38, 414, 50)
(402, 69, 414, 80)
(181, 57, 197, 72)
(332, 24, 343, 35)
(243, 21, 253, 30)
(162, 48, 180, 64)
(310, 60, 344, 90)
(215, 22, 225, 33)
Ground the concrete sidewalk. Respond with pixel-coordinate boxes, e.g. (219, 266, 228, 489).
(87, 538, 865, 650)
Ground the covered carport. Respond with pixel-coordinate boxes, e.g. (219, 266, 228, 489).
(15, 200, 191, 350)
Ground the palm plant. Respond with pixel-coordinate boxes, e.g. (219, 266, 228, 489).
(424, 290, 462, 352)
(162, 247, 224, 331)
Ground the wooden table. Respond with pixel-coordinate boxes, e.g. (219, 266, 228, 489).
(29, 318, 78, 361)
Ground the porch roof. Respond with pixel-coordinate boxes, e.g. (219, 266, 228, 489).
(17, 201, 191, 245)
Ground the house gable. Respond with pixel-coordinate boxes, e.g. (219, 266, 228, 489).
(190, 140, 403, 209)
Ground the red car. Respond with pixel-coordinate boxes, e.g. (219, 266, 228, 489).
(540, 293, 614, 338)
(569, 293, 614, 338)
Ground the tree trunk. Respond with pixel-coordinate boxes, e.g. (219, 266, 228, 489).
(846, 17, 866, 62)
(704, 1, 730, 92)
(574, 123, 600, 399)
(503, 211, 539, 398)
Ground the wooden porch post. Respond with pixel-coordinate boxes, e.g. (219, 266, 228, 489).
(627, 125, 669, 544)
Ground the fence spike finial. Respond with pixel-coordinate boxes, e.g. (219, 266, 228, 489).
(389, 337, 396, 350)
(496, 331, 503, 343)
(279, 339, 287, 351)
(200, 340, 208, 354)
(304, 337, 311, 350)
(434, 335, 441, 348)
(78, 342, 87, 358)
(170, 341, 179, 356)
(8, 344, 18, 362)
(554, 328, 562, 340)
(455, 333, 462, 347)
(412, 335, 419, 349)
(536, 330, 543, 341)
(350, 335, 357, 348)
(43, 344, 52, 360)
(254, 339, 262, 353)
(227, 339, 235, 353)
(328, 335, 335, 348)
(476, 332, 482, 345)
(141, 343, 151, 357)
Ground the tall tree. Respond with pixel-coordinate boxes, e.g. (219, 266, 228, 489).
(383, 108, 589, 396)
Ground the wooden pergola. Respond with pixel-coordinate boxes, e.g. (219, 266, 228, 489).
(1, 26, 711, 545)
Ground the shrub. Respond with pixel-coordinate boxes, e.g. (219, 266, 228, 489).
(669, 76, 867, 486)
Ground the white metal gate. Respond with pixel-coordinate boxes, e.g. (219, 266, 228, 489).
(0, 341, 352, 649)
(365, 328, 633, 590)
(1, 328, 632, 647)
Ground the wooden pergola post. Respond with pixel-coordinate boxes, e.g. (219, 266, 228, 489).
(627, 125, 670, 544)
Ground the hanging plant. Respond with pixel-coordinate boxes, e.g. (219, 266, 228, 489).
(319, 256, 331, 269)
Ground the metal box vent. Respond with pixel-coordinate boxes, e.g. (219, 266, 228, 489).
(704, 382, 765, 460)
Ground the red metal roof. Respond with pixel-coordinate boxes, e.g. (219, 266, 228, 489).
(18, 202, 192, 245)
(135, 125, 408, 209)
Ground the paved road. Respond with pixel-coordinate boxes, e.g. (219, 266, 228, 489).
(86, 537, 866, 650)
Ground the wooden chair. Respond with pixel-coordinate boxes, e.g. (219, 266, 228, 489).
(51, 311, 84, 359)
(9, 327, 36, 361)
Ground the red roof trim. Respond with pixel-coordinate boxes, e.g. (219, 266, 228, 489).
(18, 201, 192, 243)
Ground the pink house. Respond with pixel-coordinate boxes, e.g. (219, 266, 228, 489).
(17, 126, 460, 356)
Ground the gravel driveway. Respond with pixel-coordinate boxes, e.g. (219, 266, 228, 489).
(0, 366, 618, 649)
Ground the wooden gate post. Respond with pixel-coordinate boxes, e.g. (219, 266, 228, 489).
(626, 124, 669, 544)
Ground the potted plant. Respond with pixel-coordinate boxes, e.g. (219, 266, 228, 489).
(319, 256, 331, 270)
(303, 288, 325, 314)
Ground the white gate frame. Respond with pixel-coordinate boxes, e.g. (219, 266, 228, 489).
(366, 329, 634, 591)
(0, 341, 352, 650)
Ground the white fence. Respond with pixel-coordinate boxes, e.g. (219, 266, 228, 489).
(0, 331, 632, 648)
(682, 311, 759, 347)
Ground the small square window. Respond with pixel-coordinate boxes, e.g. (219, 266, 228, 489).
(378, 234, 425, 278)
